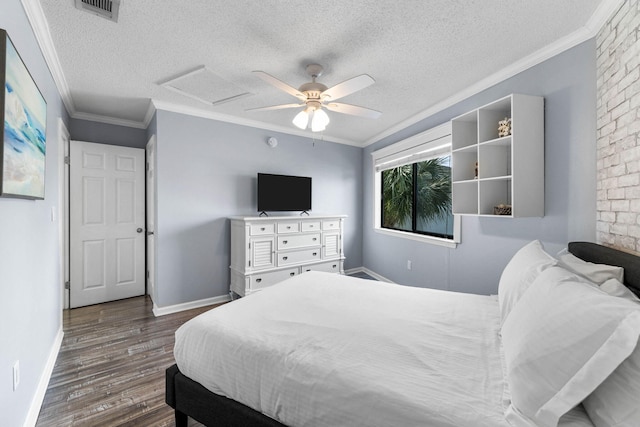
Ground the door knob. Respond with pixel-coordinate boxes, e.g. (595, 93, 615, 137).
(137, 228, 144, 233)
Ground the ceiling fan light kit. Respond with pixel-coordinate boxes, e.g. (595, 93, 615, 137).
(249, 64, 381, 133)
(311, 108, 330, 132)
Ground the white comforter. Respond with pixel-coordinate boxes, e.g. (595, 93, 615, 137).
(175, 272, 511, 427)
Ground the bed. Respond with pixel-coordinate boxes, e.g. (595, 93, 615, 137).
(166, 241, 640, 427)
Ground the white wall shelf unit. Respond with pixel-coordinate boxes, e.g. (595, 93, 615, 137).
(229, 215, 346, 296)
(451, 94, 544, 217)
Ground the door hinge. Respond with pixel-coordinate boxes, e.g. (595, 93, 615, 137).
(64, 156, 70, 165)
(64, 281, 70, 290)
(146, 162, 149, 171)
(248, 260, 251, 267)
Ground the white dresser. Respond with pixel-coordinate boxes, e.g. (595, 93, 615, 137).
(229, 215, 346, 296)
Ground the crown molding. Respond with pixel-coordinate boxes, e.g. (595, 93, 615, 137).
(70, 110, 149, 129)
(584, 0, 624, 34)
(151, 99, 362, 147)
(20, 0, 75, 117)
(362, 0, 624, 147)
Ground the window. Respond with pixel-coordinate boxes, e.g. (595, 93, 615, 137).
(381, 157, 454, 239)
(372, 123, 459, 247)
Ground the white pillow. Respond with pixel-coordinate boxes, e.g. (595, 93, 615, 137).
(556, 248, 624, 285)
(583, 337, 640, 427)
(501, 266, 640, 427)
(498, 240, 556, 322)
(600, 278, 640, 303)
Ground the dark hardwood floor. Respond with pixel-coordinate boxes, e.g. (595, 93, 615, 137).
(36, 296, 220, 427)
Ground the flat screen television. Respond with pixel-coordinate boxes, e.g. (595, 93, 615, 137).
(257, 173, 312, 213)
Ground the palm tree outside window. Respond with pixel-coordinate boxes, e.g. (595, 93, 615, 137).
(381, 157, 453, 239)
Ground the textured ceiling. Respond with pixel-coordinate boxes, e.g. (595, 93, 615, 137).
(36, 0, 609, 145)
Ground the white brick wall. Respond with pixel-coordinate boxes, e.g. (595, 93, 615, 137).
(596, 0, 640, 253)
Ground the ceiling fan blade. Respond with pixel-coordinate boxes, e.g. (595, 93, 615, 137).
(246, 103, 304, 112)
(253, 71, 306, 101)
(325, 102, 381, 119)
(321, 74, 375, 101)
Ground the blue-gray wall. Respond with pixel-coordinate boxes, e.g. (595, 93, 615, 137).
(0, 1, 70, 425)
(363, 40, 597, 295)
(70, 117, 148, 148)
(152, 111, 363, 307)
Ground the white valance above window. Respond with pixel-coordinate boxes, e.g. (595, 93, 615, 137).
(371, 122, 452, 172)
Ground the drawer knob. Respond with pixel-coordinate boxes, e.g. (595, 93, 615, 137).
(312, 238, 317, 241)
(312, 252, 317, 256)
(283, 240, 288, 244)
(290, 272, 295, 276)
(310, 225, 314, 228)
(287, 226, 291, 229)
(260, 227, 265, 231)
(283, 256, 288, 261)
(332, 264, 337, 268)
(306, 269, 311, 272)
(256, 278, 262, 283)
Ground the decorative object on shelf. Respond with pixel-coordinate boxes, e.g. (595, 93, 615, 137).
(0, 29, 47, 200)
(474, 161, 478, 179)
(493, 204, 512, 215)
(498, 117, 512, 137)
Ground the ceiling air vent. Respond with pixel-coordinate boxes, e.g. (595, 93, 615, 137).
(75, 0, 121, 23)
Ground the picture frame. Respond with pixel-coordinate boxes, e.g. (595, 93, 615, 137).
(0, 29, 47, 200)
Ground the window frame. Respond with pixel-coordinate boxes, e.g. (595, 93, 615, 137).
(372, 123, 460, 248)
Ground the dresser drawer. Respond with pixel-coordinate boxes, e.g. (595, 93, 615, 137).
(322, 220, 340, 231)
(248, 268, 299, 291)
(277, 248, 321, 266)
(250, 223, 275, 235)
(301, 221, 321, 232)
(277, 233, 320, 250)
(277, 221, 300, 233)
(302, 261, 342, 274)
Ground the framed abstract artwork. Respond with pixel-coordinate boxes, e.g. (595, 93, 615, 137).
(0, 29, 47, 200)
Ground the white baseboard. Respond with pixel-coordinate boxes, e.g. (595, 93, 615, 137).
(345, 267, 396, 284)
(152, 294, 231, 317)
(24, 327, 64, 427)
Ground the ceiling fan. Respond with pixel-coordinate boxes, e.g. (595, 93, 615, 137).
(247, 64, 381, 132)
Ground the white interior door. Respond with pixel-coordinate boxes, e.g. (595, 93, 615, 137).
(145, 136, 157, 304)
(70, 140, 146, 308)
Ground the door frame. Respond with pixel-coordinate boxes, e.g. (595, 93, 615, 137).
(58, 119, 70, 310)
(146, 135, 157, 303)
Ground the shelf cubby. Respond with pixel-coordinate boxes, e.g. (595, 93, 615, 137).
(452, 181, 478, 215)
(451, 111, 478, 151)
(478, 137, 511, 179)
(452, 147, 478, 182)
(479, 179, 512, 216)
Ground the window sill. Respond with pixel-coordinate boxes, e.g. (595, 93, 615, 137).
(374, 227, 458, 248)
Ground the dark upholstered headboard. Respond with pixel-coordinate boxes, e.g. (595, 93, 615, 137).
(568, 241, 640, 297)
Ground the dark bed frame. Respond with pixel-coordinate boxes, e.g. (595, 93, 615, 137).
(165, 241, 640, 427)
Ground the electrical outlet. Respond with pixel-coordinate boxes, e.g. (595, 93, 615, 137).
(13, 360, 19, 391)
(407, 260, 412, 270)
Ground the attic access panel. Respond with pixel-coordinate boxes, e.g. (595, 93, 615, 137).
(160, 66, 252, 106)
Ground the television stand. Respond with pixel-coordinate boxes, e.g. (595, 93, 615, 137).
(258, 211, 268, 217)
(300, 211, 310, 216)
